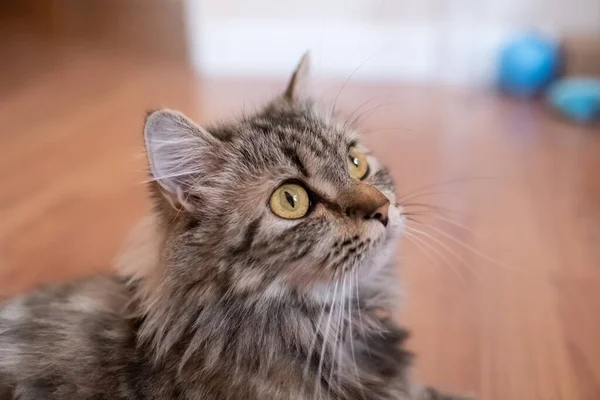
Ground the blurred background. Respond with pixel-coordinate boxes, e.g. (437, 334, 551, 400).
(0, 1, 598, 399)
(187, 0, 600, 83)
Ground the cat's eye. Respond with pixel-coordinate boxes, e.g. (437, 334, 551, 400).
(270, 183, 310, 219)
(347, 146, 369, 180)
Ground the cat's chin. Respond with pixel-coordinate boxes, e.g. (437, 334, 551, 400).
(307, 208, 403, 302)
(362, 203, 403, 243)
(354, 204, 403, 283)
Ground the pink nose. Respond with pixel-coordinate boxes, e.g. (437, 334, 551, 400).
(368, 201, 390, 227)
(341, 182, 390, 227)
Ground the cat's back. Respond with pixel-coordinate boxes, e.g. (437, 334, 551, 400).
(0, 276, 139, 399)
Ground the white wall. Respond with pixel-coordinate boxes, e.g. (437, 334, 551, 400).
(184, 0, 600, 85)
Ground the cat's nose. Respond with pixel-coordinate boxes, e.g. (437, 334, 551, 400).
(368, 202, 390, 227)
(341, 183, 390, 227)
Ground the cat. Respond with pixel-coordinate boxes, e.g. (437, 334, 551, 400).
(0, 54, 470, 399)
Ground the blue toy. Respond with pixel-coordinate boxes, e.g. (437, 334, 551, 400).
(499, 33, 561, 98)
(547, 78, 600, 123)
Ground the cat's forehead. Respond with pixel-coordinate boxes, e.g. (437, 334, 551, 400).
(237, 108, 355, 176)
(238, 107, 354, 151)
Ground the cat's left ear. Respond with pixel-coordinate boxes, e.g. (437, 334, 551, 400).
(283, 52, 311, 101)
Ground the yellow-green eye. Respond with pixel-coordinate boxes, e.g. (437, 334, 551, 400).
(269, 183, 310, 219)
(347, 146, 369, 180)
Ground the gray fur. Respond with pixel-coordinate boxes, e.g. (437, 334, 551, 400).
(0, 57, 469, 399)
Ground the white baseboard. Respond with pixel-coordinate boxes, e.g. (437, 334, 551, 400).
(183, 4, 553, 86)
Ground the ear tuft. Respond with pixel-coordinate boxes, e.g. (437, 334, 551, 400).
(284, 52, 311, 101)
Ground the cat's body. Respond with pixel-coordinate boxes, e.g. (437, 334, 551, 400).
(0, 271, 413, 399)
(0, 55, 466, 400)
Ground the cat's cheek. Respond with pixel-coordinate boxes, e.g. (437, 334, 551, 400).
(383, 191, 397, 205)
(376, 182, 397, 205)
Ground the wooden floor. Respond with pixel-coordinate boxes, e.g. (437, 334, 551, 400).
(1, 36, 599, 400)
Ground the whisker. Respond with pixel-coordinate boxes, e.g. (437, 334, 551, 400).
(404, 216, 423, 224)
(304, 286, 332, 378)
(398, 191, 459, 204)
(346, 102, 394, 129)
(354, 267, 371, 360)
(404, 226, 469, 282)
(141, 169, 204, 184)
(360, 126, 424, 136)
(332, 275, 347, 390)
(431, 214, 486, 241)
(402, 211, 434, 218)
(328, 276, 343, 393)
(315, 279, 339, 398)
(401, 202, 464, 216)
(405, 211, 485, 238)
(330, 50, 385, 120)
(407, 225, 472, 268)
(418, 223, 520, 273)
(404, 233, 449, 276)
(341, 96, 380, 131)
(397, 177, 496, 202)
(349, 100, 439, 132)
(347, 272, 365, 400)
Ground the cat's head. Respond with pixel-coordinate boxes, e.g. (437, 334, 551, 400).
(143, 54, 403, 299)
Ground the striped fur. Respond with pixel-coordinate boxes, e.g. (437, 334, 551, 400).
(0, 56, 468, 400)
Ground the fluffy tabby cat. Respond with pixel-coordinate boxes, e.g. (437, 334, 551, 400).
(0, 55, 468, 399)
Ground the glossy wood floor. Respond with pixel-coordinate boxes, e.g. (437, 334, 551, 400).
(1, 37, 599, 400)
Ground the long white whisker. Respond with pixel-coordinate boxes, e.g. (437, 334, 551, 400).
(330, 50, 385, 119)
(360, 126, 423, 136)
(348, 272, 365, 400)
(397, 177, 496, 202)
(401, 202, 464, 216)
(404, 226, 468, 283)
(397, 191, 458, 204)
(329, 275, 346, 392)
(430, 214, 485, 241)
(354, 267, 371, 359)
(341, 96, 380, 131)
(336, 276, 347, 387)
(315, 279, 339, 399)
(346, 101, 394, 128)
(305, 286, 332, 378)
(421, 224, 519, 273)
(407, 225, 474, 273)
(142, 169, 205, 184)
(404, 232, 447, 276)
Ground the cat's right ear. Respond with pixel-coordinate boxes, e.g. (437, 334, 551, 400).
(144, 109, 219, 211)
(283, 52, 311, 102)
